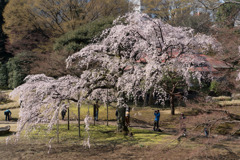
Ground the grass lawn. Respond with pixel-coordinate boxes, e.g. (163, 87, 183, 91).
(0, 90, 239, 159)
(27, 124, 173, 146)
(0, 123, 17, 142)
(0, 90, 20, 111)
(0, 108, 19, 121)
(68, 102, 183, 125)
(222, 106, 240, 115)
(1, 90, 183, 123)
(2, 123, 239, 160)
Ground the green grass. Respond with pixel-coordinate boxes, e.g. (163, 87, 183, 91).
(232, 93, 240, 100)
(218, 100, 240, 106)
(68, 102, 117, 121)
(212, 96, 232, 101)
(0, 101, 19, 110)
(0, 89, 184, 127)
(222, 106, 240, 115)
(67, 103, 182, 125)
(0, 108, 19, 121)
(26, 124, 172, 146)
(0, 123, 17, 142)
(0, 90, 20, 110)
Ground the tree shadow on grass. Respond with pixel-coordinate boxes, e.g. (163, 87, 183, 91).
(0, 131, 16, 137)
(10, 118, 18, 122)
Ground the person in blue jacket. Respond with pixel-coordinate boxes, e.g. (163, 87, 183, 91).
(204, 127, 209, 137)
(153, 110, 160, 131)
(4, 109, 12, 121)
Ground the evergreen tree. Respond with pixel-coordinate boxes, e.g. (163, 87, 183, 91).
(0, 0, 10, 62)
(0, 62, 8, 89)
(216, 2, 240, 28)
(7, 51, 36, 89)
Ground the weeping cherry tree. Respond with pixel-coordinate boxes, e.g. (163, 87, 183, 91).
(10, 12, 222, 142)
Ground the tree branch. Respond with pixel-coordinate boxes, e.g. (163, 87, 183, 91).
(198, 0, 240, 11)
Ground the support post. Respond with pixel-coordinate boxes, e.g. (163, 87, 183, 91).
(68, 100, 70, 130)
(107, 89, 109, 126)
(93, 103, 95, 126)
(57, 100, 62, 144)
(57, 111, 59, 143)
(77, 95, 81, 138)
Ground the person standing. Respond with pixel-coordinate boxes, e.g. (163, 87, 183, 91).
(4, 109, 12, 121)
(179, 113, 187, 136)
(204, 127, 209, 137)
(61, 108, 67, 120)
(61, 103, 68, 120)
(94, 100, 100, 121)
(125, 106, 131, 127)
(153, 110, 160, 131)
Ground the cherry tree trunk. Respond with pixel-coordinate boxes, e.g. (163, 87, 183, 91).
(117, 107, 128, 134)
(143, 92, 148, 107)
(170, 95, 175, 115)
(148, 88, 154, 106)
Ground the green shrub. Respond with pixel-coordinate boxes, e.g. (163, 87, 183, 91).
(7, 51, 37, 89)
(209, 80, 220, 95)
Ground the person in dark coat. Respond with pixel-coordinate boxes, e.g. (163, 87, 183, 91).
(61, 103, 67, 120)
(4, 109, 12, 121)
(204, 127, 209, 137)
(61, 108, 67, 120)
(93, 100, 100, 121)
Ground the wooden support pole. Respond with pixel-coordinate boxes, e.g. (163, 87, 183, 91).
(93, 103, 95, 126)
(67, 100, 70, 130)
(77, 95, 81, 138)
(57, 111, 59, 143)
(107, 89, 109, 126)
(57, 100, 62, 144)
(68, 107, 70, 130)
